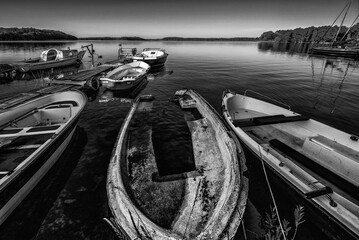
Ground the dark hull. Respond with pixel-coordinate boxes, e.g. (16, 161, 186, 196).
(0, 115, 80, 225)
(311, 47, 359, 58)
(241, 143, 358, 240)
(15, 51, 85, 73)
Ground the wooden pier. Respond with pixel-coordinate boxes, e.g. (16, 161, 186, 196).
(0, 65, 116, 111)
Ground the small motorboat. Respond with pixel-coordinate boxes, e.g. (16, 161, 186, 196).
(221, 89, 359, 240)
(106, 89, 248, 239)
(0, 90, 87, 226)
(131, 48, 168, 68)
(100, 61, 150, 91)
(14, 48, 86, 73)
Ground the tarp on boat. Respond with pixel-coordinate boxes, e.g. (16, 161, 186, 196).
(40, 49, 63, 62)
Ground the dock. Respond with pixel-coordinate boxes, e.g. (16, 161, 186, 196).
(0, 65, 116, 111)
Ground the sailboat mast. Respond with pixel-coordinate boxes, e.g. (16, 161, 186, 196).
(331, 1, 352, 46)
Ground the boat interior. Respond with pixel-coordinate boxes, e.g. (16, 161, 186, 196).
(227, 99, 359, 206)
(109, 67, 145, 81)
(140, 50, 165, 58)
(0, 100, 79, 181)
(121, 92, 240, 237)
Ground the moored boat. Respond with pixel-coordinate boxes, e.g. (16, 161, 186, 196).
(0, 90, 87, 225)
(106, 89, 248, 239)
(311, 46, 359, 58)
(132, 48, 168, 68)
(221, 89, 359, 240)
(99, 61, 150, 91)
(14, 48, 86, 73)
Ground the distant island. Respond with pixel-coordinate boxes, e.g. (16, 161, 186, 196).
(2, 25, 359, 44)
(0, 27, 77, 41)
(259, 23, 359, 44)
(78, 36, 259, 41)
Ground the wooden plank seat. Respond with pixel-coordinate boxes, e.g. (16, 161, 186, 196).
(269, 139, 359, 201)
(0, 125, 60, 138)
(0, 134, 53, 173)
(304, 186, 333, 199)
(232, 114, 309, 127)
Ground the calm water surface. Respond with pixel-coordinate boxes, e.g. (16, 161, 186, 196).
(0, 41, 358, 239)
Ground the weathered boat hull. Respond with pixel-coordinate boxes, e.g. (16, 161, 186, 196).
(107, 89, 248, 239)
(0, 91, 87, 226)
(221, 89, 359, 240)
(15, 50, 85, 73)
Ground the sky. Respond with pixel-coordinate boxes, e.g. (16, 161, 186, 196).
(1, 0, 358, 38)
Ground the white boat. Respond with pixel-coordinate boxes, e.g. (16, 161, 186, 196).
(0, 90, 87, 225)
(106, 89, 248, 239)
(132, 48, 168, 68)
(221, 89, 359, 240)
(100, 61, 150, 91)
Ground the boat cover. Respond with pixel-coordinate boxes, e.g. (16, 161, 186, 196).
(40, 49, 63, 61)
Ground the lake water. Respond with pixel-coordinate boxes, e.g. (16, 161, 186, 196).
(0, 40, 358, 240)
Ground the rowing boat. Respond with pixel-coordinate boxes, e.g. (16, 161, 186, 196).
(106, 89, 248, 239)
(0, 90, 87, 225)
(222, 89, 359, 240)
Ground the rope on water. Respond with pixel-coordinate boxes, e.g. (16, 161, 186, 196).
(257, 145, 287, 240)
(241, 218, 248, 240)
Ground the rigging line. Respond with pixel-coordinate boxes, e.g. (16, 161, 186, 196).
(257, 145, 287, 240)
(331, 1, 352, 46)
(340, 13, 359, 42)
(316, 2, 351, 44)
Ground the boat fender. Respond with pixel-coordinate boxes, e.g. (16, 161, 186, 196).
(350, 135, 358, 141)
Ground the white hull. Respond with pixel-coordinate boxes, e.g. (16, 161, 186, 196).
(0, 126, 76, 225)
(0, 90, 87, 226)
(222, 90, 359, 239)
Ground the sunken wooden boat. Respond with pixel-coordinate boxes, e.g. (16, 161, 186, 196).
(132, 48, 168, 68)
(311, 46, 359, 59)
(221, 89, 359, 240)
(14, 48, 85, 73)
(106, 89, 248, 239)
(0, 90, 87, 225)
(100, 61, 150, 91)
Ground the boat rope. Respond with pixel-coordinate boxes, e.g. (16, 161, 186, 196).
(241, 218, 248, 240)
(130, 205, 152, 239)
(257, 145, 287, 240)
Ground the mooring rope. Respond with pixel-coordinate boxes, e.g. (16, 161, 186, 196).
(257, 145, 287, 240)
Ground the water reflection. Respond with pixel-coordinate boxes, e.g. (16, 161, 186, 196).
(310, 57, 357, 115)
(258, 41, 311, 55)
